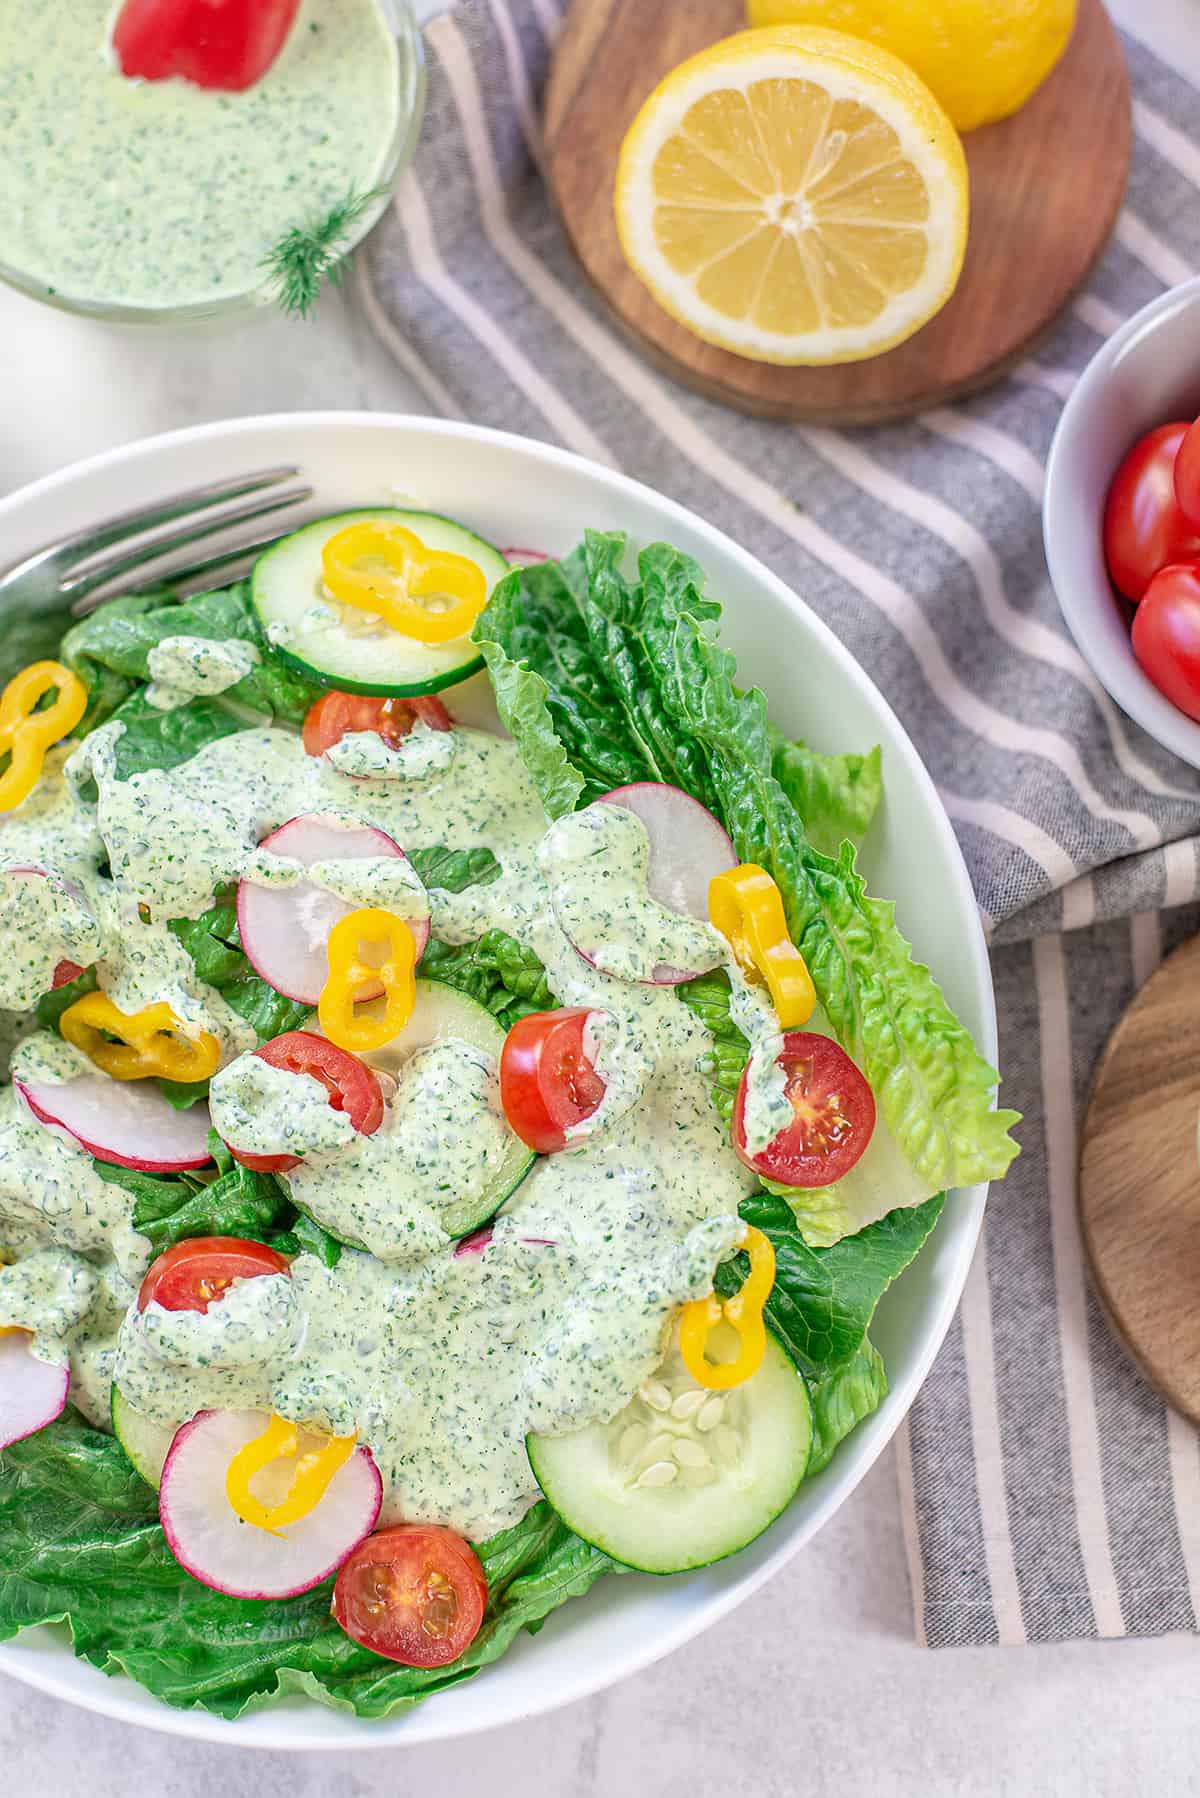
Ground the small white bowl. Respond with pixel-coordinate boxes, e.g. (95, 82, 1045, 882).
(1044, 277, 1200, 769)
(0, 414, 996, 1749)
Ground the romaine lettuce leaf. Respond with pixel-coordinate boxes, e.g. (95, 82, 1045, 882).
(769, 732, 882, 857)
(716, 1188, 944, 1377)
(0, 1410, 611, 1719)
(806, 1340, 889, 1476)
(62, 582, 325, 729)
(478, 534, 1018, 1240)
(419, 929, 556, 1030)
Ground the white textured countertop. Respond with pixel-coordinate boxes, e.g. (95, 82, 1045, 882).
(2, 3, 1200, 1789)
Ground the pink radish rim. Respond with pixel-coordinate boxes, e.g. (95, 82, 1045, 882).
(0, 1336, 69, 1448)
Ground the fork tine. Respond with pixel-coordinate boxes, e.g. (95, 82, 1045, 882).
(60, 482, 314, 595)
(44, 466, 303, 571)
(68, 525, 300, 615)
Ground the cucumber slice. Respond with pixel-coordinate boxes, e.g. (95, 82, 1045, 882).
(307, 976, 535, 1240)
(111, 1384, 174, 1489)
(527, 1333, 812, 1573)
(251, 509, 509, 697)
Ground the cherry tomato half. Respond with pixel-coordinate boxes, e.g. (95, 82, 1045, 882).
(1131, 562, 1200, 722)
(1104, 423, 1200, 603)
(732, 1031, 875, 1188)
(51, 959, 86, 989)
(112, 0, 300, 92)
(138, 1236, 290, 1314)
(302, 691, 453, 759)
(226, 1030, 385, 1173)
(332, 1524, 488, 1667)
(499, 1008, 606, 1153)
(1174, 417, 1200, 528)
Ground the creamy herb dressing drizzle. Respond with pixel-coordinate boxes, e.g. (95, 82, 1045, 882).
(0, 706, 797, 1537)
(145, 636, 261, 712)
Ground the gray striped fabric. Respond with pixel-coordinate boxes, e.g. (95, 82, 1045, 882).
(359, 0, 1200, 1645)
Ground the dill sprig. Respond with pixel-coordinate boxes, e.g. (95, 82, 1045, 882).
(261, 185, 386, 319)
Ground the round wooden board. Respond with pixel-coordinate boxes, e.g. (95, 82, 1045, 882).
(1080, 932, 1200, 1423)
(543, 0, 1130, 425)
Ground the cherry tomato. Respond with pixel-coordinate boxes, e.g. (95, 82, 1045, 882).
(1104, 423, 1200, 602)
(302, 691, 453, 758)
(1131, 562, 1200, 722)
(51, 960, 86, 989)
(226, 1030, 384, 1173)
(332, 1524, 488, 1668)
(499, 1008, 606, 1153)
(1174, 418, 1200, 527)
(138, 1236, 290, 1314)
(732, 1031, 875, 1188)
(112, 0, 300, 92)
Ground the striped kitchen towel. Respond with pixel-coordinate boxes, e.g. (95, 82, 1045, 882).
(357, 0, 1200, 1645)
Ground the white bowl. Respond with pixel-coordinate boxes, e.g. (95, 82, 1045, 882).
(0, 414, 996, 1749)
(1044, 277, 1200, 769)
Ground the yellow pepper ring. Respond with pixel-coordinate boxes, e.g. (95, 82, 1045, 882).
(0, 661, 87, 814)
(60, 994, 221, 1083)
(318, 906, 417, 1053)
(708, 863, 815, 1029)
(678, 1226, 776, 1392)
(321, 522, 488, 646)
(225, 1412, 357, 1534)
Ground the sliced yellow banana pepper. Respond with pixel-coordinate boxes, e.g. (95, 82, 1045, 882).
(679, 1225, 776, 1391)
(709, 863, 815, 1028)
(318, 907, 417, 1053)
(0, 661, 87, 813)
(60, 994, 221, 1082)
(321, 521, 488, 645)
(225, 1412, 357, 1533)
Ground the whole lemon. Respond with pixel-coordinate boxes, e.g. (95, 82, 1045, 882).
(745, 0, 1077, 130)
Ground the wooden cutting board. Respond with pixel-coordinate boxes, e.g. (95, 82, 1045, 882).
(543, 0, 1130, 424)
(1080, 933, 1200, 1423)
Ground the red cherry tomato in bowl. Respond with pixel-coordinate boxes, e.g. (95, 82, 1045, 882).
(1131, 563, 1200, 722)
(112, 0, 300, 92)
(1174, 417, 1200, 528)
(302, 691, 452, 758)
(499, 1008, 606, 1153)
(225, 1030, 384, 1173)
(138, 1236, 290, 1314)
(332, 1524, 488, 1667)
(732, 1032, 875, 1188)
(51, 959, 86, 989)
(1104, 423, 1200, 602)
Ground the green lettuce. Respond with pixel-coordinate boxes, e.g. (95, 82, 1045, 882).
(62, 582, 325, 730)
(716, 1189, 944, 1378)
(769, 732, 882, 857)
(806, 1340, 889, 1476)
(0, 1410, 611, 1720)
(419, 929, 556, 1030)
(478, 534, 1018, 1241)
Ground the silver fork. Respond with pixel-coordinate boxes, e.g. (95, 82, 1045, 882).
(0, 464, 315, 623)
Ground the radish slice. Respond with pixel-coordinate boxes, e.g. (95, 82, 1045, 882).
(159, 1409, 383, 1599)
(237, 814, 430, 1005)
(452, 1228, 556, 1258)
(596, 784, 737, 920)
(15, 1076, 213, 1171)
(0, 1333, 68, 1448)
(558, 784, 737, 986)
(499, 546, 549, 564)
(0, 864, 101, 1002)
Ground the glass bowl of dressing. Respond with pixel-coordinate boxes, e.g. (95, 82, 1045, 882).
(0, 0, 425, 324)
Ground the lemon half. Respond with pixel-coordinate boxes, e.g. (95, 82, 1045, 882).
(614, 26, 969, 367)
(747, 0, 1077, 132)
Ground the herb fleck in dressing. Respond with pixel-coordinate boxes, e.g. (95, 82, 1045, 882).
(0, 704, 797, 1538)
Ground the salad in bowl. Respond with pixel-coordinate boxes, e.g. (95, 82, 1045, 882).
(0, 465, 1018, 1725)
